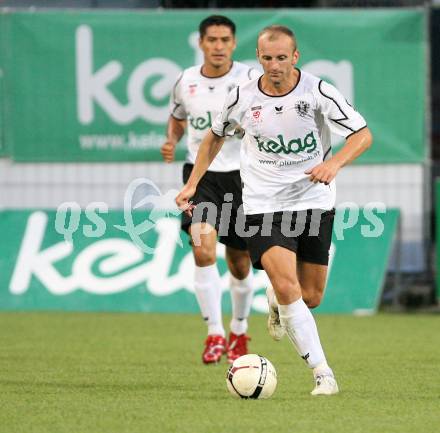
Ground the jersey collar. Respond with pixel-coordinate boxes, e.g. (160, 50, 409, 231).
(257, 68, 301, 98)
(200, 61, 234, 79)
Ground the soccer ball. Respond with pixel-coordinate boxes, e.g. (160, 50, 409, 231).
(226, 354, 277, 399)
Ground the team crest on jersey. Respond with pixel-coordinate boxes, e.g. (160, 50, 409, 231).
(294, 100, 310, 117)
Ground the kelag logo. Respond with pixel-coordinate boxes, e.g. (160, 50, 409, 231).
(76, 25, 182, 125)
(255, 132, 318, 154)
(9, 179, 186, 297)
(1, 193, 396, 314)
(8, 12, 423, 163)
(8, 211, 195, 297)
(75, 25, 354, 127)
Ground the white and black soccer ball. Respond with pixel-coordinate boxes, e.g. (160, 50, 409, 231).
(225, 354, 277, 399)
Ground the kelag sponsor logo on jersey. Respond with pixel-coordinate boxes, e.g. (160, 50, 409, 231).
(255, 132, 317, 155)
(189, 111, 212, 131)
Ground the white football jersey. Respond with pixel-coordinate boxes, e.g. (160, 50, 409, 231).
(211, 69, 367, 214)
(170, 62, 260, 172)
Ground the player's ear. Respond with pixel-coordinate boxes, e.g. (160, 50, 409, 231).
(256, 48, 259, 61)
(292, 49, 300, 65)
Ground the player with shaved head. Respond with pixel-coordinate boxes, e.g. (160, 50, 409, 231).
(176, 24, 372, 395)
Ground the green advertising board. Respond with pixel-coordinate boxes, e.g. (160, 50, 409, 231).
(0, 9, 426, 163)
(0, 12, 5, 156)
(0, 208, 399, 314)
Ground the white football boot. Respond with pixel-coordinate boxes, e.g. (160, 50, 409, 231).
(311, 374, 339, 396)
(266, 285, 286, 341)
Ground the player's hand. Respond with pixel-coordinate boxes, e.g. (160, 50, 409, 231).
(305, 160, 341, 185)
(175, 184, 197, 216)
(161, 141, 175, 163)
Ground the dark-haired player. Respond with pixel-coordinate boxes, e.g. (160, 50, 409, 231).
(161, 16, 260, 364)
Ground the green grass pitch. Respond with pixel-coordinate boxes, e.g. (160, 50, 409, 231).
(0, 312, 439, 433)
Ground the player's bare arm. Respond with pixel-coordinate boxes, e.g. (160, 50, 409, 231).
(160, 116, 186, 163)
(305, 127, 373, 184)
(175, 129, 225, 214)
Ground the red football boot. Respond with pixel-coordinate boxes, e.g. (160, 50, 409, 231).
(227, 332, 250, 364)
(202, 335, 227, 364)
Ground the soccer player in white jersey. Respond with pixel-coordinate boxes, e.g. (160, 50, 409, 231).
(176, 25, 373, 395)
(161, 16, 260, 364)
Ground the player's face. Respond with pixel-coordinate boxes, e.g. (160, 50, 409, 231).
(257, 34, 299, 86)
(199, 25, 236, 69)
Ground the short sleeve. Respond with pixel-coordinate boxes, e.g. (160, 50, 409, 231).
(169, 73, 187, 120)
(247, 67, 262, 81)
(317, 80, 367, 138)
(211, 86, 241, 137)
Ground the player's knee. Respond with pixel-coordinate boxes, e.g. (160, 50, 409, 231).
(228, 257, 250, 280)
(303, 293, 323, 309)
(230, 265, 249, 280)
(302, 286, 324, 308)
(272, 277, 301, 304)
(226, 247, 251, 280)
(192, 244, 216, 266)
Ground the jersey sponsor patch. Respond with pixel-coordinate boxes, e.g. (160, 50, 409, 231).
(189, 111, 212, 130)
(189, 84, 197, 95)
(254, 132, 317, 155)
